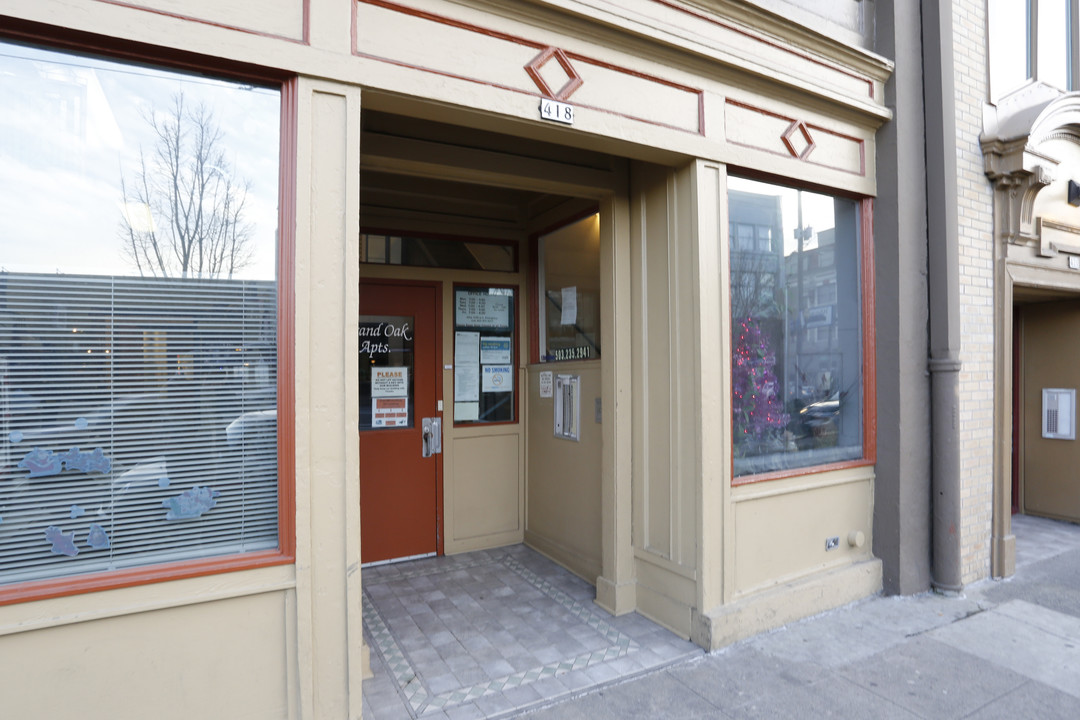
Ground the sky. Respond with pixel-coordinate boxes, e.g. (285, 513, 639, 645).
(0, 40, 280, 280)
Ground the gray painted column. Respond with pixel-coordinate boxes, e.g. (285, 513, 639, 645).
(872, 0, 933, 594)
(922, 0, 964, 593)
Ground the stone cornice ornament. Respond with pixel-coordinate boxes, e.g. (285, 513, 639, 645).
(979, 86, 1080, 246)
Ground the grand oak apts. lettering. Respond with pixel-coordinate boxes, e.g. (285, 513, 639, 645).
(359, 321, 413, 356)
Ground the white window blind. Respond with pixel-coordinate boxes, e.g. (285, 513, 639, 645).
(0, 273, 279, 585)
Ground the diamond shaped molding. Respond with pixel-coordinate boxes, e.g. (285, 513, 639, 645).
(525, 46, 583, 101)
(782, 120, 816, 160)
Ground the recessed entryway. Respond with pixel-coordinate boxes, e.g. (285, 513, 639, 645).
(360, 546, 699, 719)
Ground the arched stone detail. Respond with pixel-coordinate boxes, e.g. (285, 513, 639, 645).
(979, 89, 1080, 245)
(982, 151, 1053, 245)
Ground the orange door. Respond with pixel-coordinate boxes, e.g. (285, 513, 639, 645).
(359, 281, 441, 564)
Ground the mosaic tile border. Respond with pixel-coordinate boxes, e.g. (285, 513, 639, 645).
(363, 553, 639, 717)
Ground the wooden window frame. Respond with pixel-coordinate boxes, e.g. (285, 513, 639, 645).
(0, 22, 296, 606)
(730, 190, 876, 488)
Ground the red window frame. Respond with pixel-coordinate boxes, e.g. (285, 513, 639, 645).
(729, 186, 877, 488)
(0, 21, 297, 605)
(452, 282, 520, 427)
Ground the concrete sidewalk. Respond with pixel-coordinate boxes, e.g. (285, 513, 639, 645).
(522, 514, 1080, 719)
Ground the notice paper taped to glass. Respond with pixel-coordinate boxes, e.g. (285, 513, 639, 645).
(371, 367, 408, 397)
(373, 397, 408, 427)
(561, 286, 577, 325)
(482, 365, 512, 393)
(454, 401, 479, 422)
(454, 331, 480, 401)
(456, 292, 509, 328)
(480, 336, 512, 364)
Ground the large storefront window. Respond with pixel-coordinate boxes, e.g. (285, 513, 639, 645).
(728, 177, 864, 478)
(0, 41, 284, 589)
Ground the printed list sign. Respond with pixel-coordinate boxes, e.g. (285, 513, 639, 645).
(456, 291, 509, 328)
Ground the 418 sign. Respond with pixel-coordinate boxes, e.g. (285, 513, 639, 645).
(539, 98, 574, 125)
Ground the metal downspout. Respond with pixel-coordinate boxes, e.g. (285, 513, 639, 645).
(922, 0, 964, 592)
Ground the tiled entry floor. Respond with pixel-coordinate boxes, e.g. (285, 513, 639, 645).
(361, 545, 702, 719)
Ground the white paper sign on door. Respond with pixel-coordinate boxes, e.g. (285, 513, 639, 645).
(371, 367, 408, 397)
(482, 365, 513, 393)
(480, 336, 512, 364)
(454, 331, 480, 401)
(372, 397, 408, 427)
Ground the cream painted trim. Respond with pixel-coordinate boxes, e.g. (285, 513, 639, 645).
(1008, 258, 1080, 293)
(732, 465, 877, 502)
(292, 77, 365, 720)
(691, 159, 726, 627)
(700, 558, 882, 650)
(0, 565, 295, 637)
(597, 187, 636, 616)
(633, 547, 697, 581)
(440, 0, 892, 118)
(285, 589, 300, 720)
(361, 133, 618, 199)
(343, 95, 365, 720)
(450, 425, 523, 438)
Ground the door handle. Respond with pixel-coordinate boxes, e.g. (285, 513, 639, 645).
(421, 417, 442, 457)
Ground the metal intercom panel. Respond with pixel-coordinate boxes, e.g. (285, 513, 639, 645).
(554, 374, 580, 441)
(1042, 388, 1076, 440)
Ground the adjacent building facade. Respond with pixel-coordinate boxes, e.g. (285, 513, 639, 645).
(1, 1, 1058, 718)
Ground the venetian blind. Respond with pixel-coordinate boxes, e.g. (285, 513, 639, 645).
(0, 273, 279, 585)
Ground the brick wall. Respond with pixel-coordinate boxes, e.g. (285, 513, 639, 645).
(953, 0, 996, 584)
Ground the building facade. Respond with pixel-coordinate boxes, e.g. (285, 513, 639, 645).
(0, 1, 951, 718)
(970, 0, 1080, 583)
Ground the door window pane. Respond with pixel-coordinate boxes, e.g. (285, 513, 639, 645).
(728, 178, 864, 478)
(359, 316, 415, 430)
(453, 287, 515, 423)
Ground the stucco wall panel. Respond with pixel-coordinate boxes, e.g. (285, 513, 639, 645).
(0, 592, 291, 719)
(354, 0, 704, 135)
(524, 363, 602, 583)
(95, 0, 306, 41)
(732, 471, 874, 595)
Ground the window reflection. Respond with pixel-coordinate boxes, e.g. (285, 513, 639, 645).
(0, 41, 281, 584)
(538, 214, 601, 362)
(728, 178, 864, 477)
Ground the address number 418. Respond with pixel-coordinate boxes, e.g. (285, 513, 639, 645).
(539, 98, 574, 125)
